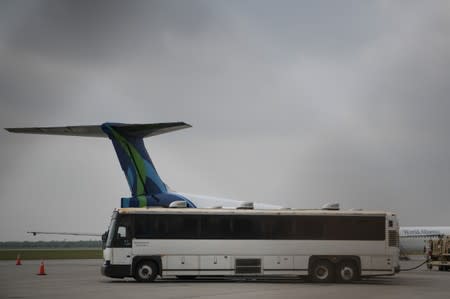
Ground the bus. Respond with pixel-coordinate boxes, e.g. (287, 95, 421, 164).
(101, 206, 400, 283)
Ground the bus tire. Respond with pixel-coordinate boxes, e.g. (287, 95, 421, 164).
(134, 261, 158, 282)
(336, 260, 359, 283)
(310, 260, 335, 283)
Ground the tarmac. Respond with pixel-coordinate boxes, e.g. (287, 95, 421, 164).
(1, 257, 449, 299)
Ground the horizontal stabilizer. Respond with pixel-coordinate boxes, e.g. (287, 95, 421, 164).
(5, 122, 191, 138)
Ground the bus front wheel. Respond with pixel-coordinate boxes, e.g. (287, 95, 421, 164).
(310, 260, 335, 283)
(134, 261, 158, 282)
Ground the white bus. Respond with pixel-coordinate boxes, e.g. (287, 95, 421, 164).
(101, 207, 400, 283)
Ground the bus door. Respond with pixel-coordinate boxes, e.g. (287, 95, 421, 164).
(111, 221, 133, 265)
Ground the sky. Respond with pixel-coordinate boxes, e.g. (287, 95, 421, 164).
(0, 0, 449, 241)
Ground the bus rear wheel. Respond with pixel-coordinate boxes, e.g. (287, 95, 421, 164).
(134, 261, 158, 282)
(310, 260, 335, 283)
(336, 260, 359, 283)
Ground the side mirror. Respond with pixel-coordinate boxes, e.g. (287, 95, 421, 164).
(102, 231, 108, 242)
(101, 231, 108, 249)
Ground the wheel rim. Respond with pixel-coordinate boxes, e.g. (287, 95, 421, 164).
(138, 265, 153, 280)
(315, 265, 329, 280)
(340, 266, 354, 281)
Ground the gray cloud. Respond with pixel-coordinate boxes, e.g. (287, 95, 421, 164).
(2, 0, 220, 66)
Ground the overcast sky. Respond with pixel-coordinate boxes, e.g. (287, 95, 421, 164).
(1, 0, 449, 241)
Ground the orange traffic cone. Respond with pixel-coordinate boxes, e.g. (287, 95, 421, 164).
(37, 260, 47, 275)
(16, 254, 22, 265)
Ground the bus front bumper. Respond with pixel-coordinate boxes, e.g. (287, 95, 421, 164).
(101, 261, 131, 278)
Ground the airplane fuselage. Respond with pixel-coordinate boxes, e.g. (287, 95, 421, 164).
(400, 226, 450, 253)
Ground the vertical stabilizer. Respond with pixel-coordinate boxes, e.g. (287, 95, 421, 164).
(101, 123, 168, 196)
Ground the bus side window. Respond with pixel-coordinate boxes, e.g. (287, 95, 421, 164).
(115, 225, 132, 247)
(118, 226, 127, 238)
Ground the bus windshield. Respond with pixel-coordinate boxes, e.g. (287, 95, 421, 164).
(106, 212, 118, 248)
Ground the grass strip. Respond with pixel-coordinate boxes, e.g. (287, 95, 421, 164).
(0, 249, 102, 260)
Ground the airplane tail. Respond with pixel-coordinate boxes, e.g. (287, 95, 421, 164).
(6, 122, 196, 208)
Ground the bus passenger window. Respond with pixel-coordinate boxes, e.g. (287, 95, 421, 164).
(118, 226, 127, 238)
(114, 225, 131, 247)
